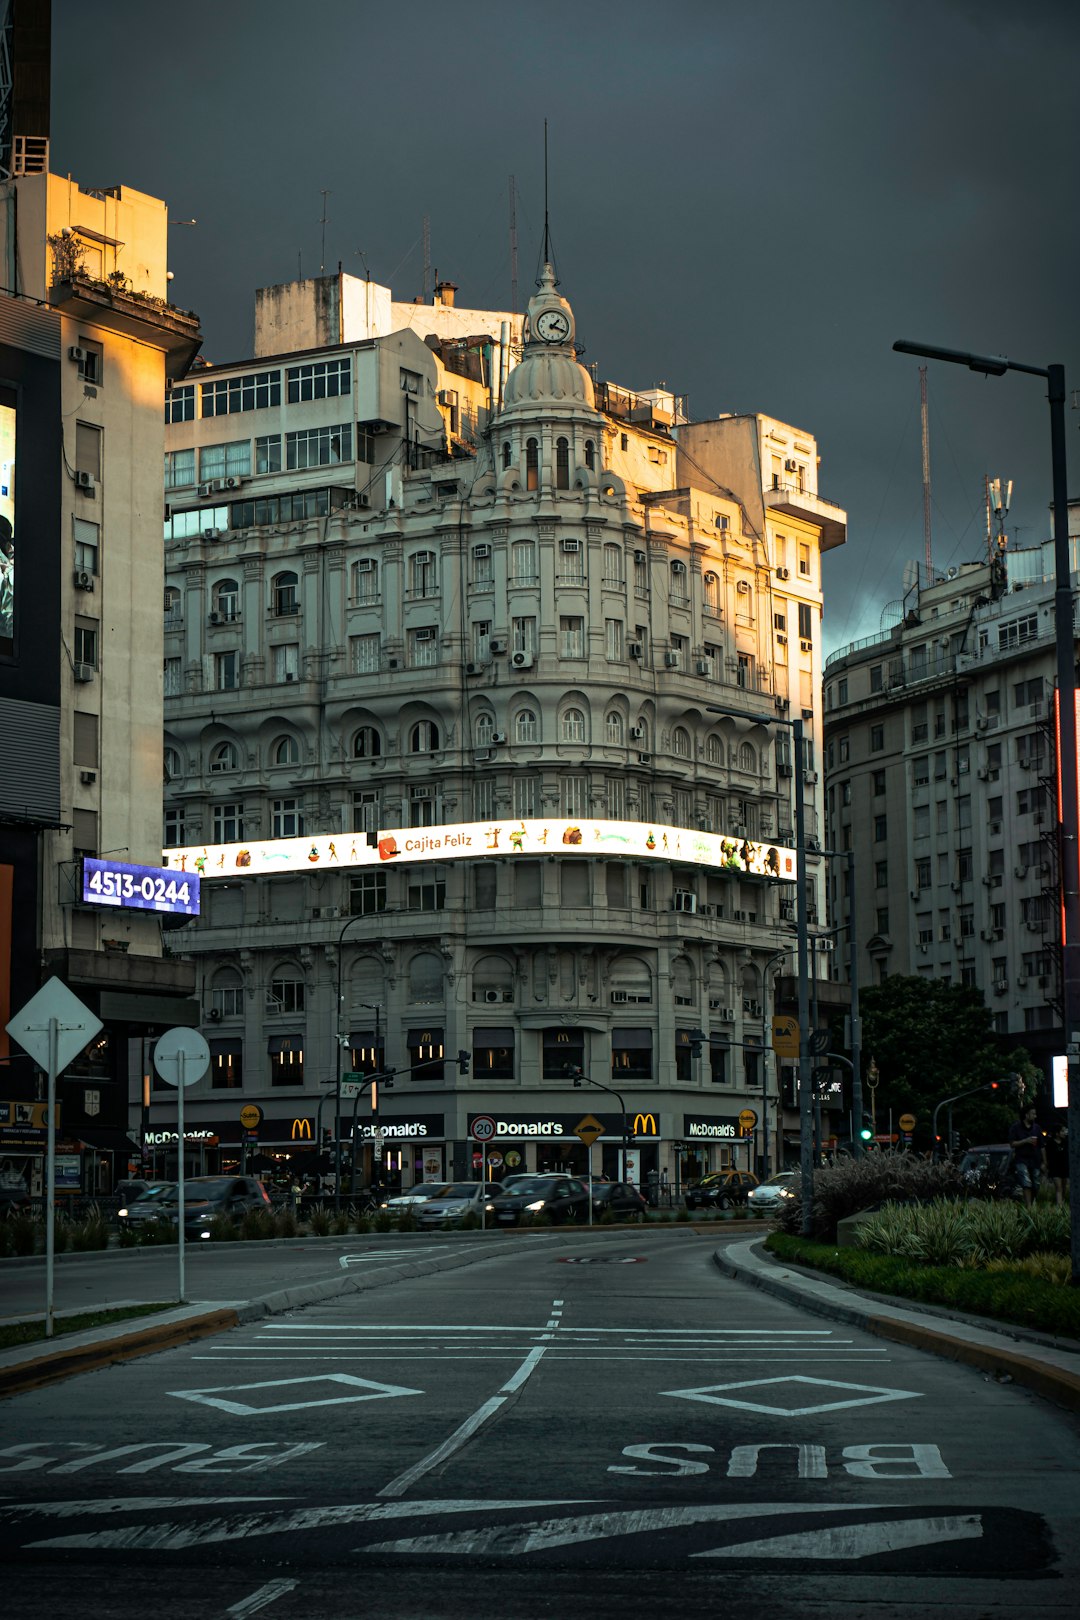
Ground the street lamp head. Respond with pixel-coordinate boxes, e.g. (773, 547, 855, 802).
(893, 338, 1010, 377)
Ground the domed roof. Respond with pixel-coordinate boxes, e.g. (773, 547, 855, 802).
(499, 262, 596, 416)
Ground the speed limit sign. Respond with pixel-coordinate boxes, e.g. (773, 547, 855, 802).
(471, 1115, 496, 1143)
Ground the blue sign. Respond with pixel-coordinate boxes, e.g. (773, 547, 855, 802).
(82, 858, 200, 917)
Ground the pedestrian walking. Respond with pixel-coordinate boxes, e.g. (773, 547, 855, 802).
(1008, 1105, 1044, 1207)
(1045, 1122, 1069, 1207)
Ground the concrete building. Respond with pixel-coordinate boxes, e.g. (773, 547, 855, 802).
(0, 169, 201, 1197)
(160, 261, 846, 1192)
(822, 511, 1080, 1085)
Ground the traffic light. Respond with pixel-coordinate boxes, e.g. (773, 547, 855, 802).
(859, 1118, 874, 1142)
(949, 1130, 960, 1151)
(322, 1128, 332, 1146)
(457, 1049, 470, 1075)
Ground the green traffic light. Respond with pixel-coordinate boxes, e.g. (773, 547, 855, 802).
(859, 1125, 874, 1141)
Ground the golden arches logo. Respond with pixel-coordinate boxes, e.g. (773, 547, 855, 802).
(632, 1112, 658, 1137)
(291, 1118, 313, 1140)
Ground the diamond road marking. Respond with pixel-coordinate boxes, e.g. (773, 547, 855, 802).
(166, 1373, 423, 1416)
(693, 1514, 982, 1560)
(660, 1375, 923, 1417)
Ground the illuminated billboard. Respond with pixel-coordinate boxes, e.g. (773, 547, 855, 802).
(163, 817, 798, 884)
(82, 858, 200, 916)
(0, 387, 14, 656)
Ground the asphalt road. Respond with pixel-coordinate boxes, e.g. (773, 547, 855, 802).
(3, 1228, 1079, 1619)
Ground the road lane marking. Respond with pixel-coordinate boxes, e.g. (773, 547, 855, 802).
(225, 1579, 298, 1616)
(693, 1514, 982, 1560)
(24, 1497, 591, 1552)
(377, 1339, 552, 1499)
(364, 1501, 894, 1557)
(662, 1376, 921, 1416)
(0, 1497, 285, 1521)
(167, 1373, 422, 1416)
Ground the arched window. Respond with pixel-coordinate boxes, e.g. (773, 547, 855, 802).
(669, 560, 688, 603)
(555, 436, 570, 490)
(502, 442, 512, 469)
(602, 543, 624, 586)
(408, 951, 443, 1004)
(209, 740, 239, 773)
(410, 719, 440, 753)
(515, 708, 538, 744)
(272, 734, 300, 766)
(584, 439, 595, 471)
(214, 578, 240, 620)
(672, 726, 691, 759)
(703, 571, 719, 612)
(209, 966, 244, 1020)
(704, 732, 723, 765)
(474, 712, 495, 748)
(351, 559, 378, 603)
(605, 710, 624, 746)
(561, 707, 586, 743)
(352, 726, 382, 759)
(268, 963, 305, 1014)
(163, 746, 181, 782)
(525, 437, 538, 491)
(738, 741, 757, 773)
(272, 571, 299, 616)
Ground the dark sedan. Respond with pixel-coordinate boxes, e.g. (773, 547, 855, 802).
(489, 1175, 591, 1225)
(118, 1175, 271, 1238)
(684, 1169, 758, 1211)
(589, 1180, 648, 1220)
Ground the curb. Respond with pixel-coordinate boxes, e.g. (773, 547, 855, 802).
(713, 1237, 1080, 1417)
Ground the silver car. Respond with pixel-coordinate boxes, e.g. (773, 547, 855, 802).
(746, 1171, 797, 1217)
(417, 1182, 504, 1226)
(379, 1183, 453, 1211)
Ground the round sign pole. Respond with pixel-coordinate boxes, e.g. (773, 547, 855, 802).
(153, 1028, 210, 1304)
(481, 1142, 487, 1230)
(177, 1050, 187, 1301)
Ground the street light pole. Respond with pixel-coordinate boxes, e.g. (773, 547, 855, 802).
(333, 916, 383, 1211)
(894, 340, 1078, 1280)
(570, 1068, 630, 1179)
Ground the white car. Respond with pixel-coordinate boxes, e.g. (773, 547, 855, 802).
(379, 1183, 453, 1210)
(417, 1182, 504, 1226)
(746, 1171, 797, 1217)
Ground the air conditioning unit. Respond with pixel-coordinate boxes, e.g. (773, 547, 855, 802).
(473, 544, 491, 559)
(211, 479, 227, 493)
(718, 1007, 736, 1024)
(197, 483, 213, 497)
(733, 909, 748, 922)
(780, 900, 795, 920)
(79, 769, 96, 785)
(353, 493, 370, 509)
(975, 717, 988, 732)
(209, 611, 222, 625)
(776, 632, 787, 645)
(800, 639, 813, 652)
(804, 770, 819, 785)
(465, 661, 482, 675)
(202, 528, 220, 540)
(672, 891, 697, 913)
(776, 566, 790, 580)
(664, 651, 680, 668)
(611, 990, 628, 1004)
(634, 550, 646, 563)
(989, 820, 1002, 835)
(223, 476, 244, 490)
(73, 661, 94, 683)
(980, 929, 994, 942)
(484, 988, 504, 1004)
(806, 835, 821, 852)
(629, 642, 643, 659)
(1018, 758, 1032, 770)
(73, 569, 94, 591)
(284, 671, 296, 682)
(699, 903, 715, 917)
(629, 726, 644, 741)
(415, 629, 434, 642)
(510, 649, 534, 670)
(993, 980, 1008, 996)
(561, 537, 580, 553)
(1017, 975, 1028, 987)
(207, 1007, 223, 1023)
(784, 459, 798, 472)
(489, 638, 507, 655)
(490, 732, 507, 745)
(386, 656, 400, 670)
(638, 752, 652, 764)
(743, 998, 763, 1017)
(695, 658, 714, 677)
(775, 697, 790, 713)
(1015, 865, 1027, 878)
(736, 580, 751, 595)
(74, 470, 95, 492)
(356, 559, 375, 573)
(68, 345, 87, 364)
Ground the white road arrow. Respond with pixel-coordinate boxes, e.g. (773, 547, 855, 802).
(693, 1513, 983, 1560)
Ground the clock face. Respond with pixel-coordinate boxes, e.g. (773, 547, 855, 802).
(535, 308, 571, 343)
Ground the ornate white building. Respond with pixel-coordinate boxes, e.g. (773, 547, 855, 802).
(159, 260, 845, 1191)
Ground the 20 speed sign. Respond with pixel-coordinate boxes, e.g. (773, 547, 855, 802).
(471, 1115, 496, 1143)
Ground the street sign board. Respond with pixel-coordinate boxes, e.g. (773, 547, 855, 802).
(153, 1028, 210, 1088)
(7, 977, 102, 1074)
(899, 1113, 917, 1133)
(738, 1108, 758, 1132)
(574, 1113, 604, 1147)
(340, 1078, 367, 1100)
(471, 1115, 496, 1143)
(240, 1104, 263, 1131)
(488, 1152, 504, 1169)
(771, 1016, 799, 1060)
(810, 1030, 831, 1056)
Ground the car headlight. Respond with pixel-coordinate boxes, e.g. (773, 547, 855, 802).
(526, 1200, 545, 1212)
(118, 1207, 129, 1218)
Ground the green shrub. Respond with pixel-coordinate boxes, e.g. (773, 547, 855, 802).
(459, 1209, 481, 1230)
(372, 1211, 392, 1233)
(855, 1198, 1070, 1267)
(239, 1208, 275, 1241)
(207, 1213, 237, 1242)
(985, 1252, 1070, 1286)
(138, 1216, 176, 1246)
(7, 1214, 39, 1256)
(275, 1209, 298, 1239)
(69, 1205, 110, 1251)
(777, 1151, 965, 1243)
(308, 1204, 332, 1236)
(353, 1213, 372, 1234)
(116, 1225, 138, 1248)
(394, 1207, 418, 1232)
(675, 1206, 690, 1222)
(52, 1216, 70, 1253)
(330, 1211, 351, 1236)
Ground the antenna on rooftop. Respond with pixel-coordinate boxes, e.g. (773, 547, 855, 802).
(319, 189, 330, 274)
(509, 174, 519, 314)
(422, 215, 431, 303)
(539, 119, 557, 283)
(920, 366, 933, 583)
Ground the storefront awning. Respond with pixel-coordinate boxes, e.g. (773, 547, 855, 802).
(76, 1126, 141, 1153)
(611, 1028, 652, 1048)
(267, 1034, 303, 1055)
(405, 1028, 444, 1046)
(472, 1026, 515, 1044)
(208, 1037, 242, 1056)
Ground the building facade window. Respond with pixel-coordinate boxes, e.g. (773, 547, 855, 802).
(353, 726, 381, 759)
(286, 358, 350, 401)
(271, 798, 304, 838)
(212, 802, 243, 843)
(201, 370, 281, 416)
(349, 871, 387, 915)
(408, 628, 438, 667)
(350, 633, 381, 674)
(285, 423, 352, 469)
(560, 616, 584, 658)
(199, 440, 252, 482)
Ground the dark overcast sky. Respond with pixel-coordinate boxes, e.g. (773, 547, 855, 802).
(52, 0, 1079, 654)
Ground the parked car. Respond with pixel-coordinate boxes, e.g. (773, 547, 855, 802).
(746, 1171, 798, 1217)
(417, 1182, 504, 1226)
(589, 1180, 648, 1220)
(118, 1175, 271, 1238)
(488, 1175, 592, 1226)
(684, 1169, 758, 1211)
(379, 1183, 454, 1211)
(958, 1145, 1022, 1200)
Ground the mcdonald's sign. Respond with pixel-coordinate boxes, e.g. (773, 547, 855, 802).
(631, 1111, 658, 1138)
(291, 1117, 313, 1140)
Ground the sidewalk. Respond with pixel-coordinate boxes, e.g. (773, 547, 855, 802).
(714, 1233, 1080, 1417)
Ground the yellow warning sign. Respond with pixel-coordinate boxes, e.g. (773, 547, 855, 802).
(575, 1114, 605, 1147)
(772, 1015, 800, 1060)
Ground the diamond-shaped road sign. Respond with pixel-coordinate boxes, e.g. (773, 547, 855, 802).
(575, 1114, 605, 1147)
(7, 977, 102, 1074)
